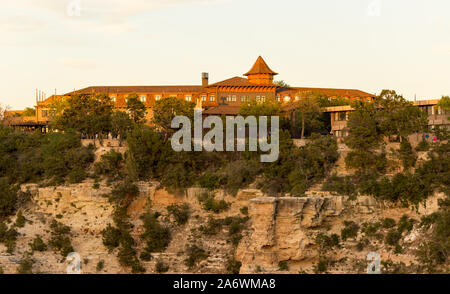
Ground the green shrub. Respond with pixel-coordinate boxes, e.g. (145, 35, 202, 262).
(315, 258, 329, 273)
(140, 212, 171, 254)
(96, 260, 105, 272)
(184, 244, 208, 268)
(14, 210, 26, 228)
(94, 150, 124, 180)
(198, 174, 220, 190)
(199, 217, 223, 236)
(315, 233, 341, 251)
(278, 260, 289, 271)
(398, 140, 417, 169)
(341, 221, 359, 241)
(322, 175, 357, 197)
(48, 220, 74, 257)
(101, 224, 122, 251)
(385, 230, 402, 246)
(381, 218, 396, 229)
(197, 193, 230, 213)
(0, 222, 18, 254)
(361, 222, 381, 238)
(397, 215, 415, 234)
(29, 235, 47, 252)
(0, 179, 17, 218)
(167, 204, 190, 225)
(240, 206, 249, 216)
(155, 260, 169, 273)
(226, 258, 242, 274)
(16, 255, 33, 274)
(415, 140, 430, 152)
(109, 180, 139, 206)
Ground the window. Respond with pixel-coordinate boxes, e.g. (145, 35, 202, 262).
(276, 95, 281, 102)
(155, 95, 161, 101)
(185, 95, 192, 101)
(201, 95, 207, 102)
(210, 95, 215, 102)
(337, 112, 347, 121)
(295, 96, 300, 101)
(140, 95, 147, 103)
(227, 95, 231, 102)
(256, 96, 261, 102)
(241, 95, 247, 102)
(110, 95, 116, 103)
(261, 96, 266, 102)
(41, 110, 48, 118)
(232, 95, 236, 102)
(283, 96, 291, 102)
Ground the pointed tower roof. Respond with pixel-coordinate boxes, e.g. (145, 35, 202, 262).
(244, 56, 278, 76)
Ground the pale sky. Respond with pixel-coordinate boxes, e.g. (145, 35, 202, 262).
(1, 0, 449, 109)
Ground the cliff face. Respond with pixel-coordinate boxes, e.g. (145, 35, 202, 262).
(236, 196, 347, 273)
(236, 193, 444, 274)
(0, 180, 444, 274)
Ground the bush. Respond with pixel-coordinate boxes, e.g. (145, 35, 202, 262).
(322, 175, 357, 197)
(385, 230, 402, 246)
(14, 210, 26, 228)
(197, 193, 230, 213)
(96, 260, 105, 272)
(198, 174, 220, 190)
(361, 222, 381, 238)
(184, 244, 208, 268)
(240, 206, 249, 216)
(226, 258, 242, 274)
(155, 260, 169, 273)
(341, 221, 359, 241)
(94, 150, 124, 180)
(381, 218, 396, 229)
(101, 224, 121, 251)
(48, 220, 74, 257)
(397, 215, 415, 234)
(29, 235, 47, 252)
(140, 212, 171, 254)
(398, 140, 417, 169)
(0, 179, 17, 218)
(315, 233, 341, 251)
(167, 204, 190, 225)
(16, 255, 33, 274)
(415, 140, 430, 152)
(199, 217, 223, 236)
(109, 180, 139, 206)
(278, 260, 289, 271)
(0, 222, 18, 254)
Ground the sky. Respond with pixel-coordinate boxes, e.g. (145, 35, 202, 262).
(1, 0, 450, 109)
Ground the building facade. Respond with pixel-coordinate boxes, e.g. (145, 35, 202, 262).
(26, 56, 374, 126)
(326, 99, 450, 140)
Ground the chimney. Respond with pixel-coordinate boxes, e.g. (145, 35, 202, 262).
(202, 72, 209, 87)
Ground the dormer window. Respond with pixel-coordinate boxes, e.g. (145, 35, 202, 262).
(201, 95, 207, 102)
(210, 95, 215, 102)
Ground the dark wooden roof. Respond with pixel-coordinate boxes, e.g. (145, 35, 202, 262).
(64, 85, 204, 95)
(244, 56, 278, 76)
(208, 77, 277, 88)
(203, 105, 241, 115)
(277, 87, 375, 98)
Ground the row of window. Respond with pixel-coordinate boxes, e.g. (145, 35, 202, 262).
(420, 105, 450, 115)
(110, 94, 216, 103)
